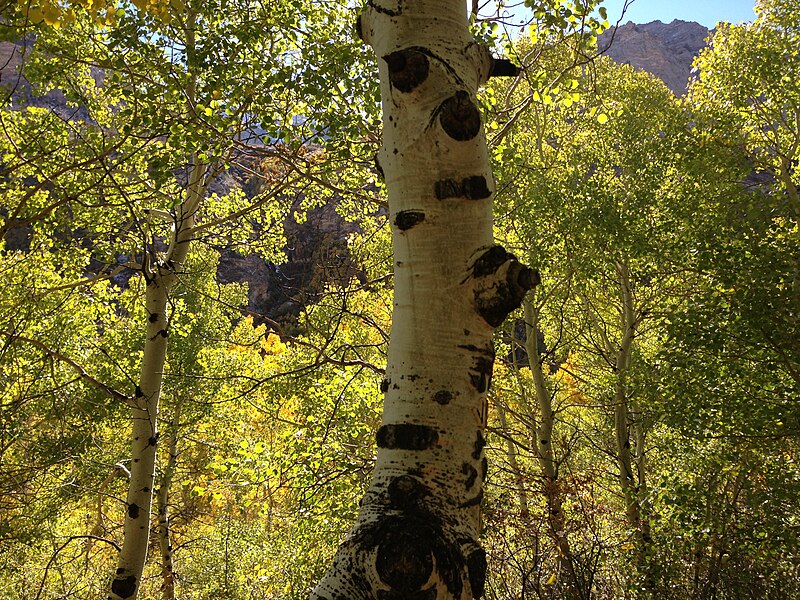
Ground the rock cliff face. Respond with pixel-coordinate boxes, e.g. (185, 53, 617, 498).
(598, 20, 711, 95)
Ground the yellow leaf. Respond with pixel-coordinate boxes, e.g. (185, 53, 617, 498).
(42, 4, 62, 25)
(27, 6, 46, 23)
(597, 112, 609, 124)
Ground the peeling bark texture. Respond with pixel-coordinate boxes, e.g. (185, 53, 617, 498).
(311, 2, 530, 599)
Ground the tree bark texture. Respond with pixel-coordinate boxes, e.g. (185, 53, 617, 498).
(612, 261, 646, 539)
(311, 2, 536, 599)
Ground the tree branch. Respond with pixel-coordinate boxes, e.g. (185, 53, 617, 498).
(0, 330, 130, 404)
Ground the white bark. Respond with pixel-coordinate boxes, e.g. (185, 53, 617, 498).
(312, 2, 535, 598)
(495, 400, 530, 518)
(156, 407, 181, 600)
(109, 158, 206, 599)
(108, 9, 206, 596)
(612, 261, 645, 536)
(610, 260, 654, 595)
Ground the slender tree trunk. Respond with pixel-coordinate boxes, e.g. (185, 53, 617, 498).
(311, 2, 536, 598)
(523, 297, 582, 599)
(613, 262, 642, 532)
(109, 8, 205, 596)
(611, 261, 652, 586)
(156, 406, 182, 600)
(109, 163, 206, 599)
(495, 401, 530, 518)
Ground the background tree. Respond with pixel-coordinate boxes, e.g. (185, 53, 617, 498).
(1, 0, 377, 597)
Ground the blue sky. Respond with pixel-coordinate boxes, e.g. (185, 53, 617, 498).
(599, 0, 757, 28)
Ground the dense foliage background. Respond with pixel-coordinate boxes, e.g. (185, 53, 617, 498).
(0, 0, 797, 598)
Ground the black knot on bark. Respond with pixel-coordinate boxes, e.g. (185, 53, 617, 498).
(467, 548, 488, 598)
(433, 389, 453, 405)
(434, 178, 462, 200)
(462, 175, 491, 199)
(395, 210, 426, 231)
(472, 245, 512, 277)
(468, 352, 494, 394)
(360, 515, 463, 599)
(462, 462, 478, 489)
(111, 574, 138, 599)
(384, 49, 430, 93)
(472, 245, 540, 328)
(387, 474, 427, 509)
(439, 91, 481, 141)
(434, 175, 492, 200)
(376, 525, 434, 593)
(472, 431, 486, 459)
(377, 423, 439, 450)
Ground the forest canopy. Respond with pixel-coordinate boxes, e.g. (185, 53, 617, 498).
(0, 0, 798, 598)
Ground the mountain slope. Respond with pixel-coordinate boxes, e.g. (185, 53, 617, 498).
(598, 19, 711, 95)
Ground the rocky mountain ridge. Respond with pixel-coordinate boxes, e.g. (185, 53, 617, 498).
(598, 19, 711, 95)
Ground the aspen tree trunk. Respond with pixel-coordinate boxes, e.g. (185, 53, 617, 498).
(495, 401, 530, 518)
(612, 262, 643, 534)
(611, 261, 652, 587)
(311, 1, 536, 598)
(108, 159, 206, 600)
(108, 9, 206, 597)
(156, 408, 181, 600)
(522, 297, 581, 599)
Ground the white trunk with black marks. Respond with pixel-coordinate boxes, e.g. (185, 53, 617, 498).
(523, 300, 556, 481)
(311, 2, 535, 599)
(611, 260, 654, 590)
(109, 10, 206, 596)
(156, 409, 181, 600)
(109, 160, 205, 600)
